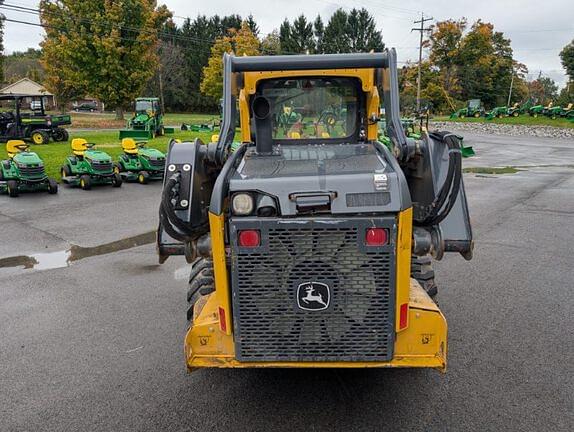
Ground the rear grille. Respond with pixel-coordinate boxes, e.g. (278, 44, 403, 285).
(19, 166, 46, 178)
(230, 217, 396, 362)
(91, 161, 112, 173)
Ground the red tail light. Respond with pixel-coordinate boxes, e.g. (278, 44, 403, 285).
(399, 303, 408, 329)
(238, 230, 260, 247)
(218, 307, 227, 332)
(365, 228, 388, 246)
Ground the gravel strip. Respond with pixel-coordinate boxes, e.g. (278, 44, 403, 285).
(430, 121, 574, 140)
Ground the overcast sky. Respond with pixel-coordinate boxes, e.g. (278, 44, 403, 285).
(3, 0, 573, 86)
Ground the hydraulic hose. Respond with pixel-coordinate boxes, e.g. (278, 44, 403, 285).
(159, 172, 200, 242)
(416, 132, 463, 227)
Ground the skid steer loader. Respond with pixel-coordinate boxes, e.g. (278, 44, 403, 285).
(157, 50, 473, 372)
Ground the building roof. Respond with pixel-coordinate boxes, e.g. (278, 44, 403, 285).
(0, 78, 53, 96)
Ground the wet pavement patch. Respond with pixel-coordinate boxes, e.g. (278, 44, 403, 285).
(0, 231, 156, 271)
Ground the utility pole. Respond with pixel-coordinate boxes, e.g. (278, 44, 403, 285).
(507, 67, 515, 106)
(412, 13, 433, 112)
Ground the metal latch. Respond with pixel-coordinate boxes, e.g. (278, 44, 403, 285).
(289, 191, 337, 214)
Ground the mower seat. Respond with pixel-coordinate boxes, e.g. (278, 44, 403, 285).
(121, 138, 139, 155)
(71, 138, 89, 156)
(566, 103, 573, 111)
(6, 140, 28, 158)
(6, 140, 29, 159)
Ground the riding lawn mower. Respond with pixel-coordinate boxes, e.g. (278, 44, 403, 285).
(114, 138, 166, 184)
(61, 139, 122, 190)
(0, 140, 58, 197)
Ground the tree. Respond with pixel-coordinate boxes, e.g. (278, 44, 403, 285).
(261, 30, 281, 55)
(290, 15, 315, 54)
(527, 76, 558, 103)
(4, 49, 45, 84)
(346, 8, 384, 52)
(560, 39, 574, 82)
(40, 0, 171, 118)
(200, 22, 259, 100)
(322, 9, 351, 53)
(313, 16, 325, 54)
(245, 14, 260, 37)
(145, 42, 187, 112)
(279, 19, 295, 54)
(0, 0, 4, 83)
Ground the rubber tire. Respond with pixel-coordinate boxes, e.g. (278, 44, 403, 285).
(61, 164, 72, 178)
(512, 111, 519, 117)
(47, 178, 58, 194)
(31, 130, 50, 145)
(532, 113, 538, 118)
(113, 162, 124, 174)
(79, 174, 92, 190)
(7, 180, 19, 197)
(474, 112, 480, 118)
(187, 257, 215, 322)
(411, 254, 438, 299)
(111, 172, 122, 187)
(52, 128, 68, 142)
(137, 170, 150, 184)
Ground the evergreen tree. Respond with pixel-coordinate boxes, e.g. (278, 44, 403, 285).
(346, 8, 384, 52)
(291, 15, 315, 54)
(279, 19, 295, 54)
(560, 39, 574, 82)
(314, 15, 325, 54)
(322, 9, 351, 54)
(245, 14, 260, 37)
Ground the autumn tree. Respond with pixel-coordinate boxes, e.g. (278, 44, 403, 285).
(261, 30, 281, 55)
(200, 22, 259, 100)
(40, 0, 171, 118)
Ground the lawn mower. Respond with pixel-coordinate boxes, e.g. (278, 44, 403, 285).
(61, 138, 122, 190)
(486, 103, 521, 120)
(114, 138, 166, 184)
(450, 99, 485, 118)
(181, 117, 220, 132)
(119, 97, 175, 140)
(157, 51, 473, 373)
(0, 94, 71, 144)
(546, 103, 573, 119)
(529, 102, 553, 117)
(0, 140, 58, 197)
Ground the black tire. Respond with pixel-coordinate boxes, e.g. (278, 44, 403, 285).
(113, 162, 124, 173)
(111, 172, 122, 187)
(7, 180, 19, 197)
(52, 128, 68, 142)
(411, 254, 438, 299)
(31, 130, 50, 145)
(137, 170, 150, 184)
(79, 174, 91, 190)
(61, 164, 72, 178)
(474, 112, 480, 118)
(512, 111, 519, 117)
(187, 257, 215, 322)
(47, 178, 58, 194)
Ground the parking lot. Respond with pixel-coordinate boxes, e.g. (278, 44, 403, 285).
(1, 132, 573, 431)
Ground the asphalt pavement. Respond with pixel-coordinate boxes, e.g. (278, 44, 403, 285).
(1, 132, 573, 431)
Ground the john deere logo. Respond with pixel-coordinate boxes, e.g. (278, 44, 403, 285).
(297, 282, 330, 311)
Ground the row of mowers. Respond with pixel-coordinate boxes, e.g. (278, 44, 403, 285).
(451, 99, 574, 120)
(1, 138, 166, 197)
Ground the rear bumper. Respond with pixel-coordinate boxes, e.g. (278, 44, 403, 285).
(184, 279, 447, 372)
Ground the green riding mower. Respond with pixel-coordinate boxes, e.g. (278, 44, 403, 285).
(0, 140, 58, 197)
(529, 102, 553, 117)
(114, 138, 166, 184)
(0, 94, 71, 144)
(546, 103, 573, 119)
(486, 103, 521, 120)
(119, 97, 175, 140)
(450, 99, 485, 118)
(61, 138, 122, 190)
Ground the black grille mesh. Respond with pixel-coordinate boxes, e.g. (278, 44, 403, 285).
(91, 161, 112, 172)
(231, 220, 395, 362)
(148, 158, 165, 169)
(19, 166, 46, 178)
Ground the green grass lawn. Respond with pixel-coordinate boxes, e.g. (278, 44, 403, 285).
(435, 115, 574, 129)
(0, 129, 215, 180)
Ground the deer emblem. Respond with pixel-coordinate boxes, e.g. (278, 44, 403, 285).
(298, 282, 330, 310)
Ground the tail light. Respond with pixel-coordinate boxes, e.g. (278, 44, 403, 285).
(399, 303, 408, 329)
(238, 230, 260, 247)
(365, 228, 388, 246)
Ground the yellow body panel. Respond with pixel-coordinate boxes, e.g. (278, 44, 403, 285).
(184, 279, 447, 372)
(209, 212, 233, 335)
(396, 208, 413, 330)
